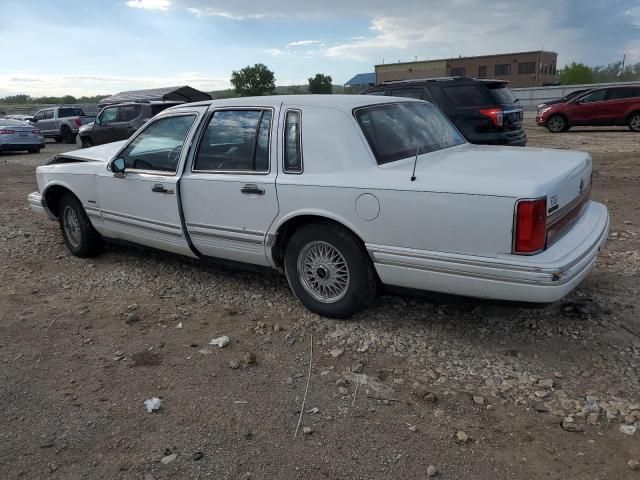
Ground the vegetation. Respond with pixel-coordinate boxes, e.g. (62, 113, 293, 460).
(0, 93, 109, 104)
(559, 60, 640, 85)
(308, 73, 333, 94)
(230, 63, 276, 97)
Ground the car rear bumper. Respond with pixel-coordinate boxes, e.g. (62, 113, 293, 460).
(0, 141, 44, 151)
(467, 129, 527, 146)
(368, 201, 609, 303)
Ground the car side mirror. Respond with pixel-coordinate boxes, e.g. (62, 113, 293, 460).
(95, 116, 102, 125)
(31, 117, 38, 122)
(112, 158, 126, 176)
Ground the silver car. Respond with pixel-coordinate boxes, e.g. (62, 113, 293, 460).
(0, 119, 45, 153)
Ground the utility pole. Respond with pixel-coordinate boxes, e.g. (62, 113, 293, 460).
(621, 54, 626, 81)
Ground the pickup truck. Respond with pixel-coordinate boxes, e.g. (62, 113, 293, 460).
(31, 107, 95, 144)
(28, 95, 609, 318)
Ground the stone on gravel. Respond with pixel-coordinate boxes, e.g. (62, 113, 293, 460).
(473, 395, 485, 405)
(198, 348, 212, 355)
(192, 451, 204, 461)
(456, 431, 470, 443)
(209, 336, 230, 348)
(330, 348, 344, 358)
(561, 417, 583, 432)
(243, 352, 257, 365)
(303, 426, 312, 435)
(125, 312, 141, 324)
(336, 378, 347, 387)
(538, 378, 554, 389)
(161, 454, 177, 465)
(535, 401, 550, 413)
(338, 386, 349, 395)
(229, 360, 240, 369)
(144, 397, 162, 413)
(628, 459, 640, 470)
(427, 465, 437, 477)
(351, 363, 364, 373)
(619, 423, 637, 435)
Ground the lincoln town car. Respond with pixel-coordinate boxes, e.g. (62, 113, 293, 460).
(28, 96, 609, 318)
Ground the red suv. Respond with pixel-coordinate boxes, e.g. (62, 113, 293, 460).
(536, 85, 640, 133)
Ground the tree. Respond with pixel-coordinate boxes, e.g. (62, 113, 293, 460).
(308, 73, 333, 94)
(558, 62, 594, 85)
(230, 63, 276, 96)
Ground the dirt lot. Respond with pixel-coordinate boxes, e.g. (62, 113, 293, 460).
(1, 121, 639, 480)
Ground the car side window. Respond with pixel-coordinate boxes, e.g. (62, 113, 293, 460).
(283, 110, 302, 173)
(194, 109, 272, 172)
(118, 105, 141, 122)
(580, 90, 606, 103)
(116, 114, 196, 173)
(34, 111, 44, 120)
(606, 88, 633, 100)
(44, 110, 54, 120)
(390, 88, 424, 99)
(101, 107, 118, 124)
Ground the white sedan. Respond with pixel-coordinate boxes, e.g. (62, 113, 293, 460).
(28, 95, 609, 318)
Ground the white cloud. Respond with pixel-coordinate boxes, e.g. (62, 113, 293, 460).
(125, 0, 171, 11)
(288, 40, 322, 47)
(0, 72, 230, 97)
(265, 48, 286, 56)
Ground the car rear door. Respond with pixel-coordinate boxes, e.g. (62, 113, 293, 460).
(603, 88, 634, 123)
(111, 104, 140, 141)
(179, 105, 280, 266)
(94, 110, 204, 256)
(92, 106, 119, 145)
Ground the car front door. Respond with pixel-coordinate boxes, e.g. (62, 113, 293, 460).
(38, 109, 55, 135)
(180, 107, 280, 266)
(95, 112, 202, 257)
(566, 89, 608, 125)
(110, 104, 141, 141)
(92, 107, 119, 145)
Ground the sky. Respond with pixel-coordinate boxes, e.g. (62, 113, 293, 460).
(0, 0, 639, 97)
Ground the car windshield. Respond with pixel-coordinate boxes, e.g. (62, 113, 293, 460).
(355, 102, 466, 165)
(563, 90, 586, 101)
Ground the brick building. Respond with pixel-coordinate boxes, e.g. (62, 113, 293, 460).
(375, 51, 558, 88)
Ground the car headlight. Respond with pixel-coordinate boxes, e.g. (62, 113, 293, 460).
(539, 107, 552, 115)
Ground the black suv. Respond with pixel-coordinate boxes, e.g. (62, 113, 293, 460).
(361, 77, 526, 146)
(79, 101, 182, 148)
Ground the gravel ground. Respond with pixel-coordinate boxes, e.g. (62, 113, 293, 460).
(1, 122, 639, 480)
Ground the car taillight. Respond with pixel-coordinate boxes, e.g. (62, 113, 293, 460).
(74, 117, 81, 127)
(514, 198, 547, 254)
(32, 129, 41, 135)
(0, 129, 16, 134)
(479, 107, 504, 128)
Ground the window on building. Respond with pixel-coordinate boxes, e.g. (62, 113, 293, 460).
(518, 62, 536, 74)
(450, 67, 465, 77)
(478, 66, 487, 78)
(494, 64, 511, 76)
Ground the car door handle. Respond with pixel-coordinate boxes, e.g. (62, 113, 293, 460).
(240, 184, 265, 195)
(151, 183, 174, 194)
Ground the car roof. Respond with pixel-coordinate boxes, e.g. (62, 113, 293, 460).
(169, 94, 422, 112)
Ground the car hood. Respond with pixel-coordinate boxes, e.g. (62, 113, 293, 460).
(62, 140, 126, 162)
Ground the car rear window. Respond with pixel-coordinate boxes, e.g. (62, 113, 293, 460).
(442, 85, 489, 106)
(58, 108, 85, 117)
(486, 84, 516, 104)
(355, 102, 465, 165)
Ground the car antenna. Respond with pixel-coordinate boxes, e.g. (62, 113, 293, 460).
(410, 145, 419, 181)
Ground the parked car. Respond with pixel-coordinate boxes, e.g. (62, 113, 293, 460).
(537, 85, 640, 132)
(6, 114, 36, 122)
(361, 77, 526, 146)
(29, 95, 608, 318)
(31, 107, 95, 144)
(79, 101, 182, 148)
(0, 118, 44, 153)
(537, 89, 591, 109)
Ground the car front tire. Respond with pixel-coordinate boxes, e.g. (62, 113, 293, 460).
(284, 222, 377, 319)
(546, 114, 568, 133)
(58, 193, 103, 257)
(81, 136, 94, 148)
(61, 126, 76, 144)
(629, 112, 640, 132)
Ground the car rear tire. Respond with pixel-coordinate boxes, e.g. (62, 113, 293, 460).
(61, 126, 76, 144)
(629, 112, 640, 132)
(284, 222, 377, 319)
(546, 115, 567, 133)
(27, 147, 41, 154)
(58, 192, 103, 257)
